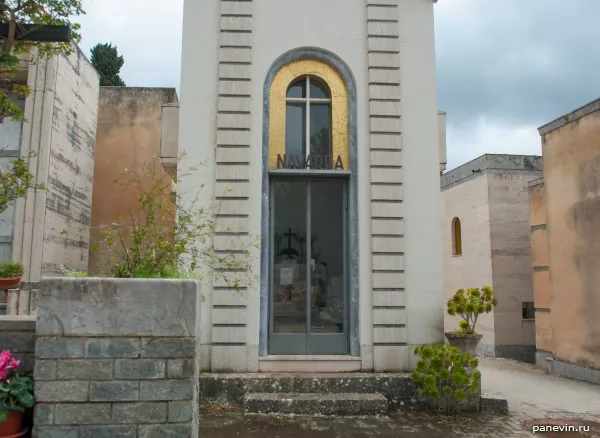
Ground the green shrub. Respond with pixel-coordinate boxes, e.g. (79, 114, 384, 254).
(93, 157, 257, 288)
(0, 262, 23, 278)
(446, 286, 497, 335)
(411, 344, 481, 414)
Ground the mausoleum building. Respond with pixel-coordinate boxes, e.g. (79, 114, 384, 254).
(178, 0, 445, 372)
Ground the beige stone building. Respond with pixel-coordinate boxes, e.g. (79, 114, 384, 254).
(0, 46, 99, 284)
(89, 87, 178, 275)
(530, 98, 600, 384)
(441, 154, 542, 362)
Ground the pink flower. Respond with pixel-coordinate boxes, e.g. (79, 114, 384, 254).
(0, 351, 18, 382)
(0, 351, 10, 369)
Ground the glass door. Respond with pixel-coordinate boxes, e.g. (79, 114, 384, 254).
(269, 177, 348, 355)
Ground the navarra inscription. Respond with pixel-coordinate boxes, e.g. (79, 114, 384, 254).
(277, 154, 344, 170)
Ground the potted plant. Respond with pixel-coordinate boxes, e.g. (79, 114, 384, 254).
(411, 343, 481, 414)
(445, 286, 497, 355)
(0, 263, 23, 292)
(0, 351, 34, 437)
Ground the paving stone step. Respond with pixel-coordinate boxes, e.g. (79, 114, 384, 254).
(243, 392, 388, 416)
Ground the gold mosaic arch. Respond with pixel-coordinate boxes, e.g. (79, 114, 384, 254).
(268, 58, 349, 170)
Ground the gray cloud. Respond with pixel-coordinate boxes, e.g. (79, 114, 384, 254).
(436, 0, 600, 128)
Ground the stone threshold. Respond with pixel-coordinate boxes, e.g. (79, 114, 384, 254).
(260, 355, 361, 361)
(258, 355, 362, 372)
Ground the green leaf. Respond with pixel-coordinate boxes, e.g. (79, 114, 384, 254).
(0, 408, 7, 424)
(440, 369, 451, 380)
(411, 371, 422, 383)
(15, 392, 34, 408)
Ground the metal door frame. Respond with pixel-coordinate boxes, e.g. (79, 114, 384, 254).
(268, 175, 349, 355)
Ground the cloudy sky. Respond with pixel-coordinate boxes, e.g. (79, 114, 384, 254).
(76, 0, 600, 171)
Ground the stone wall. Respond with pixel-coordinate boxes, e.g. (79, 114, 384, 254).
(33, 278, 200, 438)
(0, 316, 36, 373)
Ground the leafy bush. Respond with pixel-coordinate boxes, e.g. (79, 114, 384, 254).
(411, 344, 481, 414)
(1, 1, 84, 123)
(0, 262, 23, 278)
(0, 351, 35, 424)
(93, 158, 257, 289)
(446, 286, 497, 335)
(0, 154, 46, 215)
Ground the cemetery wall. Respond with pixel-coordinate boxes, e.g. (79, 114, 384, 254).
(33, 278, 201, 438)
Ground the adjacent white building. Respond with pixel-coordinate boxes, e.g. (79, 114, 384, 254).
(178, 0, 445, 372)
(441, 154, 543, 362)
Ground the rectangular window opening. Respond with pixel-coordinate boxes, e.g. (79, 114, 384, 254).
(522, 302, 535, 320)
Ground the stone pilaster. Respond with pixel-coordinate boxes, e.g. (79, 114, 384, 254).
(211, 0, 255, 372)
(367, 0, 407, 371)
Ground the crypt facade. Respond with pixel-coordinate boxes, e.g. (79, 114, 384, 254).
(178, 0, 445, 372)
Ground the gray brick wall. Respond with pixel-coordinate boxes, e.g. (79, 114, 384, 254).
(33, 278, 201, 438)
(0, 316, 36, 373)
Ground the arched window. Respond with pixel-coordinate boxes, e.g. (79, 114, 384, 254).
(452, 217, 462, 256)
(285, 76, 332, 160)
(268, 58, 349, 170)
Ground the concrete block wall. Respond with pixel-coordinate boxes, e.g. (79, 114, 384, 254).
(33, 278, 200, 438)
(0, 316, 36, 373)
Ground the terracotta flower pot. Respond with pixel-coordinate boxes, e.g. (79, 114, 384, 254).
(0, 277, 21, 292)
(0, 411, 24, 437)
(445, 332, 483, 356)
(0, 429, 27, 438)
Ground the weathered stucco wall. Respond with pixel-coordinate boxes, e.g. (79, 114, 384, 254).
(441, 173, 495, 355)
(528, 178, 553, 364)
(488, 168, 541, 363)
(12, 46, 99, 281)
(89, 87, 178, 275)
(540, 106, 600, 370)
(42, 47, 99, 276)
